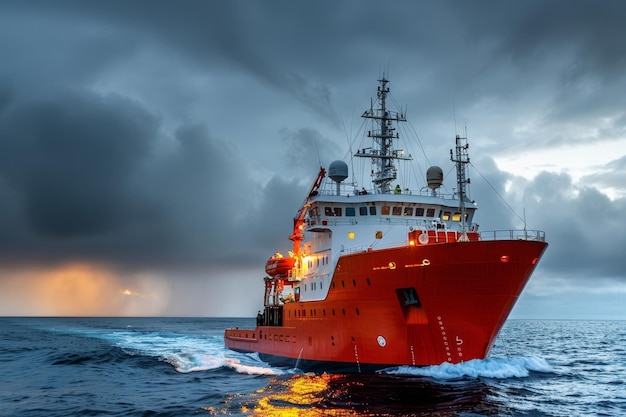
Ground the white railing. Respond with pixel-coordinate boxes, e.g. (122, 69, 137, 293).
(316, 186, 456, 200)
(477, 229, 546, 242)
(307, 216, 441, 227)
(339, 229, 546, 255)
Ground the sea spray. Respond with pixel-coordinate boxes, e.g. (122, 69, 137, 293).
(382, 356, 554, 379)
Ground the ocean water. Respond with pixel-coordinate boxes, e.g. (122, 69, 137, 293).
(0, 318, 624, 416)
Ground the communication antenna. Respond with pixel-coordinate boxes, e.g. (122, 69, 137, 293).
(450, 133, 471, 240)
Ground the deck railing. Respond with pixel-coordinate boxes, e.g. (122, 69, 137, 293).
(477, 229, 546, 242)
(341, 229, 546, 255)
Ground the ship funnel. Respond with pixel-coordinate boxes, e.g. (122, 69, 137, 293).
(426, 166, 443, 196)
(328, 160, 348, 196)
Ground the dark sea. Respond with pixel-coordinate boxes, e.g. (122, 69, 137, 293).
(1, 318, 624, 417)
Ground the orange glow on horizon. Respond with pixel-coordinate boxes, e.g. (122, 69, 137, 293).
(0, 263, 170, 316)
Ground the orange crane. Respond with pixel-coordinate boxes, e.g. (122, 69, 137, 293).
(288, 166, 326, 256)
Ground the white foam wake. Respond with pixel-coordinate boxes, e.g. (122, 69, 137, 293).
(382, 356, 554, 379)
(97, 330, 284, 375)
(222, 358, 287, 375)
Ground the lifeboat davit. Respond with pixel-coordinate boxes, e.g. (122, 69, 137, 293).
(265, 256, 296, 277)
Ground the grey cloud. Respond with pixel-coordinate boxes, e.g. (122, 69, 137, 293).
(0, 90, 157, 238)
(522, 172, 626, 281)
(0, 86, 294, 270)
(1, 0, 626, 316)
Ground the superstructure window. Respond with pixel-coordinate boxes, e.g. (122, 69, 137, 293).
(359, 206, 368, 216)
(392, 206, 402, 216)
(442, 211, 451, 221)
(452, 212, 462, 221)
(381, 206, 390, 216)
(369, 206, 377, 215)
(415, 207, 424, 216)
(346, 207, 355, 216)
(426, 208, 435, 217)
(323, 207, 343, 216)
(403, 207, 414, 216)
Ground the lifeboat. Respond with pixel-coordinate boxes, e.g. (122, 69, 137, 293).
(265, 255, 296, 277)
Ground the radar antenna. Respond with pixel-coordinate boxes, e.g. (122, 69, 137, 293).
(450, 134, 471, 240)
(355, 76, 412, 193)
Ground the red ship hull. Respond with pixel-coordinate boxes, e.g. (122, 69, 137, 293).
(225, 239, 547, 372)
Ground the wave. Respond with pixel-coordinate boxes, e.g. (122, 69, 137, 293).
(381, 356, 554, 379)
(43, 322, 554, 379)
(222, 358, 288, 376)
(63, 327, 284, 375)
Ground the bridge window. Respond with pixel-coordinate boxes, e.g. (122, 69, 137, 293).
(359, 206, 368, 215)
(442, 211, 451, 221)
(324, 207, 342, 216)
(346, 207, 355, 216)
(369, 206, 377, 215)
(452, 212, 462, 221)
(392, 206, 402, 216)
(415, 207, 425, 216)
(381, 205, 390, 215)
(403, 207, 414, 216)
(426, 208, 435, 217)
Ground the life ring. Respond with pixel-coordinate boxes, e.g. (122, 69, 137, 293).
(418, 233, 429, 245)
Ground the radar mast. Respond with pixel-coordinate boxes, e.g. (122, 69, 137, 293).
(355, 76, 412, 194)
(450, 134, 471, 239)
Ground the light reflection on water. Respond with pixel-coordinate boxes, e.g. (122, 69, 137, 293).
(222, 372, 505, 416)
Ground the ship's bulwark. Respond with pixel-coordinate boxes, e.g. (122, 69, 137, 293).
(224, 239, 548, 372)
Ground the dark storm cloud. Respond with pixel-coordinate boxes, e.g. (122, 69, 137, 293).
(0, 86, 303, 270)
(0, 0, 625, 317)
(0, 91, 156, 238)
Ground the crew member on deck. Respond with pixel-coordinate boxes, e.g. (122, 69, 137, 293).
(394, 184, 401, 194)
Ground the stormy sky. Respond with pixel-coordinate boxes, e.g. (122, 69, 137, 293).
(0, 0, 624, 318)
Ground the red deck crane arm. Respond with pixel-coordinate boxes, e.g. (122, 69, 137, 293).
(289, 167, 326, 253)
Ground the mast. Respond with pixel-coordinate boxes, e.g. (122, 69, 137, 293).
(355, 76, 412, 194)
(450, 134, 470, 238)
